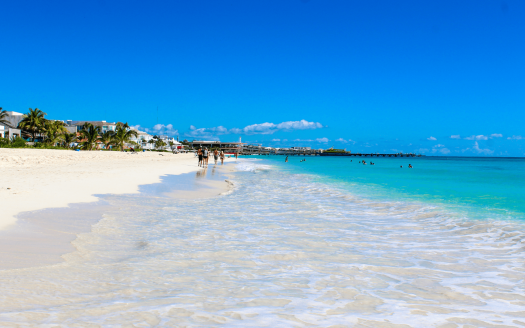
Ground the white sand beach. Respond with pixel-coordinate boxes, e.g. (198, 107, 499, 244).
(0, 149, 220, 231)
(0, 148, 233, 270)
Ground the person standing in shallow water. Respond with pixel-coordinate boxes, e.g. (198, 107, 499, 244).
(203, 148, 209, 167)
(214, 149, 219, 164)
(285, 156, 288, 163)
(197, 148, 203, 167)
(220, 150, 225, 165)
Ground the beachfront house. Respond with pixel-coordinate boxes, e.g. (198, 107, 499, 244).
(0, 111, 23, 139)
(129, 129, 155, 150)
(70, 120, 117, 133)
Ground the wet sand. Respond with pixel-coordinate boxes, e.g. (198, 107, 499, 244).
(0, 149, 233, 270)
(0, 149, 214, 230)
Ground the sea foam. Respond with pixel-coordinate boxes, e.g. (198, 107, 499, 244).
(0, 160, 524, 327)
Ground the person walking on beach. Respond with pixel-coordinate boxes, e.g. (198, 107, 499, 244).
(214, 149, 219, 164)
(197, 148, 203, 167)
(220, 150, 225, 165)
(203, 148, 209, 166)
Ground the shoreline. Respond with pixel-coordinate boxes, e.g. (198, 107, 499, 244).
(0, 148, 234, 269)
(0, 148, 232, 231)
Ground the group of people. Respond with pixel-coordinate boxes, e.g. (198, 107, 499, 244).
(197, 148, 225, 167)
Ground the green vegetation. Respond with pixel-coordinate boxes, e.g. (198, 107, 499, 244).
(0, 137, 27, 148)
(1, 108, 144, 151)
(324, 148, 347, 153)
(154, 139, 167, 150)
(18, 108, 47, 142)
(61, 132, 77, 149)
(113, 122, 139, 151)
(0, 108, 13, 127)
(79, 123, 101, 150)
(43, 120, 67, 146)
(100, 130, 116, 149)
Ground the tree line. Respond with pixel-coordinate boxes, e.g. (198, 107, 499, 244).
(0, 107, 140, 150)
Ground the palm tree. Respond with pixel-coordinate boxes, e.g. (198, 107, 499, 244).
(112, 123, 138, 151)
(18, 108, 47, 141)
(129, 141, 142, 151)
(62, 132, 77, 149)
(100, 130, 116, 150)
(155, 139, 167, 150)
(44, 120, 67, 146)
(0, 108, 13, 128)
(79, 123, 101, 150)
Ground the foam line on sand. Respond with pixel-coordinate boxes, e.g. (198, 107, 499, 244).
(0, 149, 227, 231)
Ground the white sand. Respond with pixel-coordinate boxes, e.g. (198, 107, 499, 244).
(0, 148, 212, 231)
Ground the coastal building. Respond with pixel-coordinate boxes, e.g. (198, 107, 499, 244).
(242, 144, 272, 155)
(190, 140, 245, 154)
(2, 111, 24, 128)
(0, 125, 22, 139)
(70, 120, 117, 133)
(130, 129, 155, 150)
(0, 111, 23, 139)
(292, 146, 311, 151)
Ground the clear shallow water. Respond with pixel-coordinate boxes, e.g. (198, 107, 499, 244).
(0, 159, 524, 327)
(258, 156, 525, 221)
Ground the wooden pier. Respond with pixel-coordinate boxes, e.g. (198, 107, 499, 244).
(319, 153, 422, 157)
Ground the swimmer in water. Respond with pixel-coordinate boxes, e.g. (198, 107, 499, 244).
(409, 164, 413, 168)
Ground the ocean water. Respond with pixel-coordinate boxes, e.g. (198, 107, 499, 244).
(0, 157, 524, 327)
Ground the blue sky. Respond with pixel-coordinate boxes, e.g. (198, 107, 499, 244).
(1, 0, 524, 156)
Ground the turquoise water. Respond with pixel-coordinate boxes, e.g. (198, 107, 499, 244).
(251, 155, 525, 221)
(1, 159, 525, 326)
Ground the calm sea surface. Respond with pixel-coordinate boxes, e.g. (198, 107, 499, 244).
(0, 156, 524, 327)
(261, 155, 525, 221)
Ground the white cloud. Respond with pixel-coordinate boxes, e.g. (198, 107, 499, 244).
(230, 120, 323, 135)
(293, 137, 330, 143)
(185, 119, 324, 138)
(465, 135, 489, 140)
(507, 135, 523, 140)
(462, 141, 494, 155)
(463, 134, 501, 141)
(133, 124, 179, 136)
(450, 135, 461, 139)
(335, 138, 355, 144)
(433, 144, 445, 148)
(427, 136, 437, 141)
(271, 139, 280, 142)
(473, 141, 493, 154)
(431, 147, 451, 155)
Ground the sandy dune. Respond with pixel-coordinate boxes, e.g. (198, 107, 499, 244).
(0, 149, 203, 230)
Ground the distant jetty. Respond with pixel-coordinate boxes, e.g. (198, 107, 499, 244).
(320, 152, 423, 157)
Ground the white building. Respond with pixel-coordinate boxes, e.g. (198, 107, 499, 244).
(129, 129, 155, 150)
(70, 120, 117, 133)
(0, 111, 23, 139)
